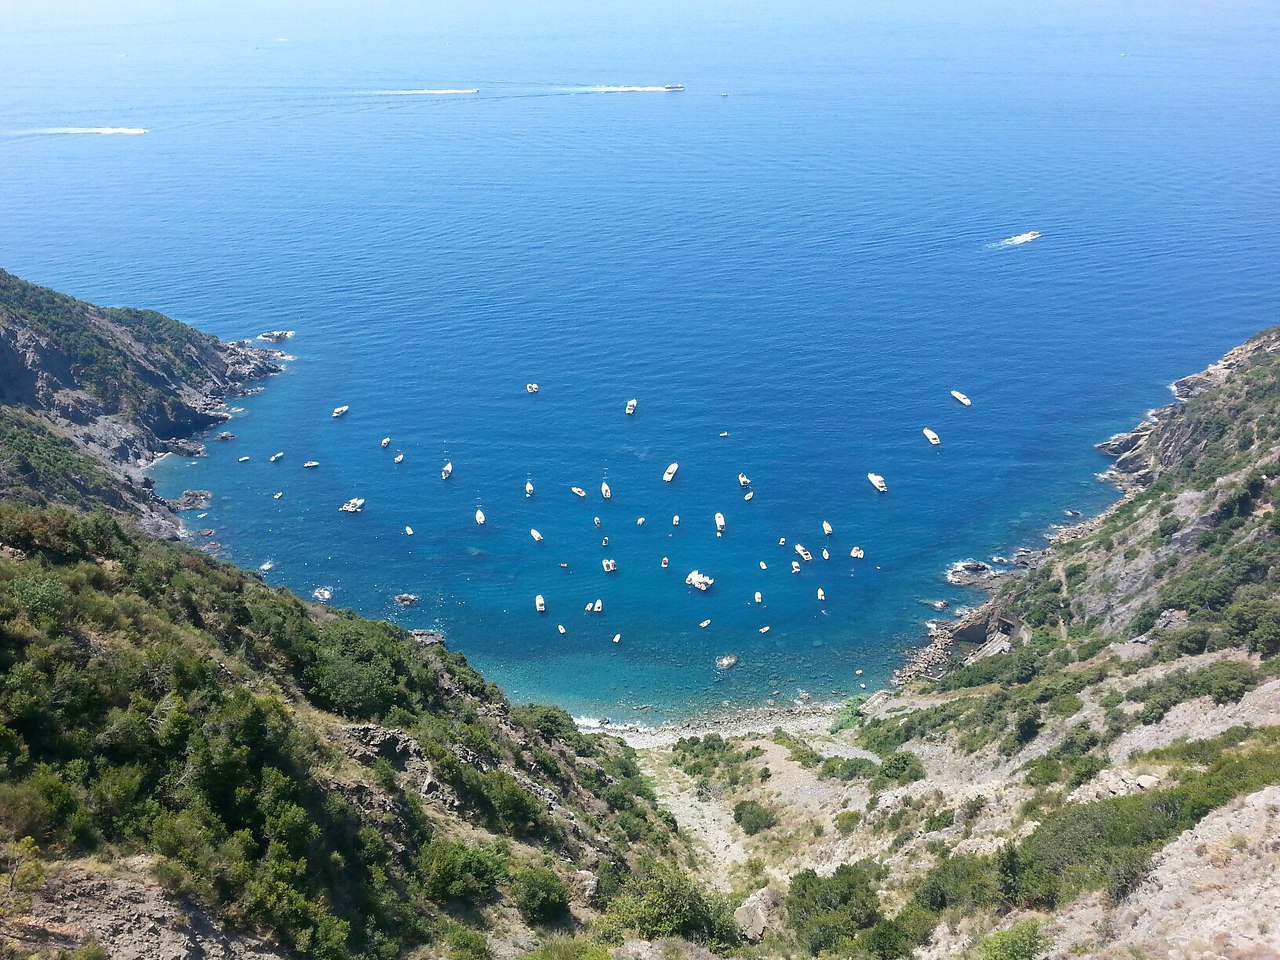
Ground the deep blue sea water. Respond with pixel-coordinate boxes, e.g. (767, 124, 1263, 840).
(3, 0, 1278, 721)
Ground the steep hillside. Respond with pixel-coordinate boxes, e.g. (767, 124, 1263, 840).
(628, 329, 1280, 960)
(0, 270, 281, 532)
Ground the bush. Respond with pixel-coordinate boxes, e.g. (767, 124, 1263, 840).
(732, 800, 777, 836)
(419, 840, 509, 904)
(787, 863, 881, 955)
(594, 865, 739, 951)
(871, 752, 925, 788)
(974, 920, 1049, 960)
(513, 866, 570, 925)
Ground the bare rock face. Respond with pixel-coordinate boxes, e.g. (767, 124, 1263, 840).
(12, 857, 286, 959)
(611, 939, 727, 960)
(733, 886, 784, 943)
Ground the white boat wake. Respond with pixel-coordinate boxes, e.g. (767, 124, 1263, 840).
(27, 127, 148, 135)
(987, 231, 1042, 248)
(578, 85, 682, 93)
(372, 88, 479, 96)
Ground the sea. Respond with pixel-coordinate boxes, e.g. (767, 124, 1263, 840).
(2, 0, 1278, 723)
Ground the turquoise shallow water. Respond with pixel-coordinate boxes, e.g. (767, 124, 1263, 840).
(2, 0, 1278, 721)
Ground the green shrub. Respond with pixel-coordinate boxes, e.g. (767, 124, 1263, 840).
(974, 920, 1049, 960)
(787, 862, 881, 955)
(512, 866, 571, 925)
(594, 865, 738, 951)
(732, 800, 777, 836)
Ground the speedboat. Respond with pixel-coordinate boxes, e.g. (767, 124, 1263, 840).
(663, 462, 679, 482)
(664, 84, 685, 92)
(950, 390, 971, 406)
(867, 472, 888, 493)
(759, 561, 767, 570)
(700, 619, 712, 628)
(821, 547, 829, 560)
(661, 556, 669, 568)
(273, 492, 283, 499)
(304, 461, 320, 468)
(685, 570, 714, 591)
(441, 461, 453, 479)
(381, 437, 390, 448)
(313, 587, 332, 602)
(594, 599, 603, 613)
(715, 512, 726, 532)
(601, 481, 612, 499)
(822, 520, 832, 536)
(778, 537, 786, 546)
(594, 516, 601, 527)
(571, 486, 587, 497)
(738, 472, 751, 487)
(557, 624, 566, 634)
(339, 497, 365, 513)
(602, 559, 618, 573)
(332, 405, 349, 417)
(525, 480, 534, 497)
(795, 544, 812, 561)
(395, 594, 417, 605)
(625, 398, 637, 415)
(791, 560, 801, 574)
(405, 526, 414, 536)
(758, 625, 770, 634)
(673, 515, 680, 526)
(817, 588, 826, 601)
(850, 546, 865, 559)
(923, 428, 941, 445)
(394, 454, 404, 463)
(719, 431, 729, 437)
(744, 491, 754, 501)
(535, 594, 546, 613)
(238, 456, 250, 462)
(612, 634, 621, 644)
(636, 517, 645, 526)
(530, 528, 543, 541)
(753, 591, 762, 604)
(526, 383, 539, 394)
(475, 508, 486, 525)
(270, 452, 283, 462)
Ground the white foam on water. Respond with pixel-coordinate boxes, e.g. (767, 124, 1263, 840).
(372, 89, 479, 96)
(581, 85, 669, 93)
(987, 231, 1042, 248)
(31, 127, 148, 135)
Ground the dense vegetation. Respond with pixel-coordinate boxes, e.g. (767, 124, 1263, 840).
(0, 503, 686, 958)
(0, 407, 123, 511)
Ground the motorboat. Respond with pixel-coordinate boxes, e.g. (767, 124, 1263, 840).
(332, 405, 349, 417)
(339, 497, 365, 513)
(950, 390, 972, 406)
(754, 591, 762, 604)
(738, 472, 751, 487)
(625, 398, 637, 415)
(525, 480, 535, 497)
(238, 456, 250, 462)
(822, 520, 832, 536)
(817, 588, 826, 601)
(304, 461, 320, 468)
(636, 517, 645, 526)
(758, 625, 770, 634)
(594, 599, 603, 613)
(759, 561, 767, 570)
(557, 624, 566, 634)
(571, 486, 586, 497)
(795, 544, 812, 561)
(700, 619, 712, 628)
(396, 594, 417, 605)
(821, 547, 829, 560)
(273, 492, 283, 499)
(673, 515, 680, 526)
(685, 570, 714, 591)
(530, 528, 543, 541)
(601, 481, 612, 499)
(867, 473, 888, 493)
(664, 84, 685, 92)
(313, 587, 332, 601)
(791, 560, 801, 574)
(612, 633, 621, 644)
(381, 437, 390, 448)
(526, 383, 539, 394)
(851, 546, 865, 559)
(269, 452, 283, 462)
(661, 556, 669, 568)
(594, 516, 601, 527)
(778, 537, 786, 546)
(535, 594, 546, 613)
(923, 428, 941, 445)
(602, 559, 618, 573)
(394, 454, 404, 463)
(663, 462, 679, 482)
(441, 461, 453, 479)
(715, 512, 726, 532)
(405, 526, 414, 536)
(744, 491, 754, 501)
(475, 508, 486, 525)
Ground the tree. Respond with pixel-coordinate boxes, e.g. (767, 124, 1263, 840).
(0, 835, 45, 918)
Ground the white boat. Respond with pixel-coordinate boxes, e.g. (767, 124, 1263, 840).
(273, 492, 283, 499)
(700, 619, 712, 628)
(636, 517, 645, 526)
(535, 594, 546, 613)
(950, 390, 972, 406)
(571, 486, 586, 497)
(817, 588, 826, 601)
(238, 456, 250, 462)
(525, 480, 534, 497)
(339, 497, 365, 513)
(758, 625, 770, 634)
(612, 633, 621, 644)
(601, 536, 609, 546)
(923, 428, 941, 445)
(1004, 231, 1041, 245)
(475, 508, 486, 525)
(759, 561, 767, 570)
(822, 520, 832, 536)
(602, 559, 618, 573)
(719, 431, 729, 437)
(744, 491, 754, 501)
(313, 587, 332, 602)
(381, 437, 390, 448)
(304, 461, 320, 468)
(594, 598, 603, 613)
(394, 453, 404, 463)
(584, 602, 593, 611)
(791, 560, 801, 574)
(594, 516, 602, 527)
(795, 544, 812, 561)
(867, 472, 888, 493)
(754, 591, 762, 603)
(530, 528, 543, 541)
(441, 461, 453, 480)
(661, 556, 669, 568)
(269, 452, 283, 462)
(673, 515, 680, 526)
(663, 462, 679, 482)
(714, 512, 726, 532)
(778, 537, 786, 546)
(851, 546, 865, 559)
(526, 383, 539, 394)
(821, 547, 829, 560)
(664, 84, 684, 92)
(557, 624, 566, 634)
(332, 405, 349, 417)
(601, 481, 612, 499)
(685, 570, 714, 591)
(738, 472, 751, 487)
(405, 526, 414, 535)
(625, 398, 637, 415)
